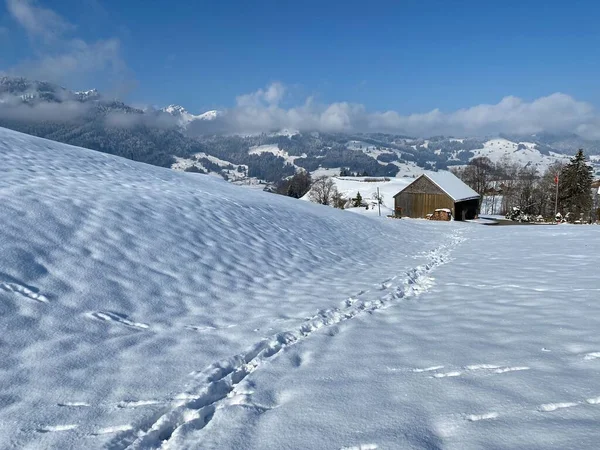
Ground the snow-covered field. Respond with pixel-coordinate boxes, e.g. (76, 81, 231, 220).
(470, 138, 569, 171)
(248, 145, 299, 165)
(302, 176, 414, 215)
(0, 127, 446, 449)
(193, 225, 600, 450)
(2, 126, 600, 449)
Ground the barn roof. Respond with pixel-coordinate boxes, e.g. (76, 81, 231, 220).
(394, 171, 480, 202)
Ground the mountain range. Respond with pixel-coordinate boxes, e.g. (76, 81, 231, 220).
(1, 76, 599, 184)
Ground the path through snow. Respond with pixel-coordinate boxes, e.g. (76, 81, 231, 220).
(189, 225, 600, 450)
(109, 230, 465, 449)
(0, 127, 457, 449)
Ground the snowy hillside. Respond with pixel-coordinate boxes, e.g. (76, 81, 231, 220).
(248, 144, 299, 164)
(0, 127, 449, 449)
(3, 126, 600, 450)
(201, 225, 600, 450)
(470, 138, 569, 170)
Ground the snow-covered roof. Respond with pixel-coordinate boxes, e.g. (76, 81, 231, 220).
(424, 171, 480, 201)
(395, 171, 480, 202)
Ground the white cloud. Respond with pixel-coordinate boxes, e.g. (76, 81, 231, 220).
(211, 82, 600, 139)
(236, 81, 286, 107)
(0, 99, 91, 122)
(5, 0, 73, 42)
(15, 38, 123, 82)
(4, 0, 129, 87)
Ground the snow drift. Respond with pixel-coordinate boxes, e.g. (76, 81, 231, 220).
(0, 127, 451, 448)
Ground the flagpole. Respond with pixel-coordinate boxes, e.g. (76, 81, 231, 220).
(554, 173, 559, 218)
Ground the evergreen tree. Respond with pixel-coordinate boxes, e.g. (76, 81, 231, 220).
(353, 191, 363, 207)
(558, 149, 593, 222)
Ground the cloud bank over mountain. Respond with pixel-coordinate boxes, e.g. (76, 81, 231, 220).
(193, 82, 600, 139)
(1, 0, 598, 139)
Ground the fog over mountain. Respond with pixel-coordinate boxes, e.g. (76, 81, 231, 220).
(1, 76, 599, 183)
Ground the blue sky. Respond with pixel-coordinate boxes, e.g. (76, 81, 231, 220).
(1, 0, 600, 136)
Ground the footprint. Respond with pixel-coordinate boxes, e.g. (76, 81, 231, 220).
(327, 326, 340, 337)
(538, 402, 579, 412)
(466, 364, 500, 370)
(341, 445, 378, 450)
(186, 324, 237, 332)
(467, 412, 499, 421)
(0, 282, 49, 303)
(433, 371, 462, 378)
(91, 425, 133, 435)
(117, 400, 162, 408)
(37, 424, 78, 433)
(412, 366, 445, 373)
(88, 311, 149, 330)
(431, 364, 529, 378)
(493, 366, 529, 374)
(58, 402, 90, 407)
(290, 354, 303, 368)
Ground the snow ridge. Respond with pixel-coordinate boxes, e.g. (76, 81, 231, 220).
(110, 231, 466, 449)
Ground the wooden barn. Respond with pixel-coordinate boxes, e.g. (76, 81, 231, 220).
(393, 172, 480, 221)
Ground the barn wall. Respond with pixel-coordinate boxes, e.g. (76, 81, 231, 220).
(399, 176, 445, 195)
(394, 175, 481, 219)
(394, 177, 454, 218)
(395, 193, 454, 218)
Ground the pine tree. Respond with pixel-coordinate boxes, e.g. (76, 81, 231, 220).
(353, 191, 363, 207)
(558, 149, 593, 222)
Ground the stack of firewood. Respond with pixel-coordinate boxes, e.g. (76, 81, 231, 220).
(429, 209, 452, 221)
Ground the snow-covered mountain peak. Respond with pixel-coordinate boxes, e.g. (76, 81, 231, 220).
(197, 109, 222, 121)
(162, 104, 189, 116)
(161, 105, 223, 127)
(75, 89, 100, 100)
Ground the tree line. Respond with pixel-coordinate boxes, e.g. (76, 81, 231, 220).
(452, 150, 596, 222)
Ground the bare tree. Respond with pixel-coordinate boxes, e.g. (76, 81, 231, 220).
(309, 176, 338, 206)
(371, 191, 384, 204)
(463, 157, 495, 197)
(332, 191, 347, 209)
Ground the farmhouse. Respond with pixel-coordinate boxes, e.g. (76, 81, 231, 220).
(393, 171, 480, 221)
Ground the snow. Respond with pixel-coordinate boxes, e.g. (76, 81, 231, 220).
(310, 167, 343, 178)
(268, 128, 300, 138)
(162, 106, 222, 127)
(403, 171, 480, 202)
(194, 224, 600, 450)
(197, 110, 221, 121)
(248, 144, 297, 165)
(0, 126, 446, 449)
(306, 176, 413, 212)
(75, 89, 100, 99)
(172, 153, 248, 181)
(3, 125, 600, 449)
(392, 160, 425, 177)
(346, 140, 393, 160)
(471, 138, 569, 170)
